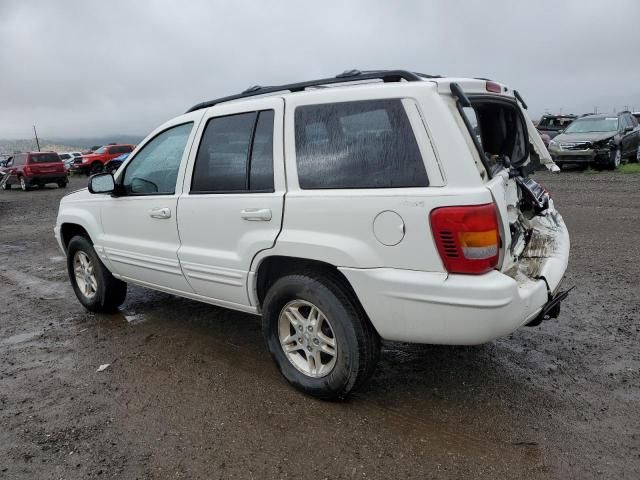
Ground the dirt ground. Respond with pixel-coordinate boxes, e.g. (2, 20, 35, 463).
(0, 171, 638, 479)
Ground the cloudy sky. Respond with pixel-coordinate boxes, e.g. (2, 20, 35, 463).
(1, 0, 639, 139)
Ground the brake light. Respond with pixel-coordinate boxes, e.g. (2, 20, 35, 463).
(430, 203, 500, 274)
(486, 81, 502, 93)
(24, 165, 33, 175)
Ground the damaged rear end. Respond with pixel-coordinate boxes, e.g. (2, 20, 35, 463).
(450, 79, 571, 326)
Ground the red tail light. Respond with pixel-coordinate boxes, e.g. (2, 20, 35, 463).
(430, 203, 500, 274)
(485, 81, 502, 93)
(24, 165, 33, 175)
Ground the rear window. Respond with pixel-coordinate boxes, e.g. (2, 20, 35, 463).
(59, 154, 70, 160)
(538, 117, 575, 129)
(294, 99, 428, 189)
(29, 153, 61, 164)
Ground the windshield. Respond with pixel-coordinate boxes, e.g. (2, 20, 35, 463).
(29, 153, 61, 164)
(93, 147, 107, 154)
(564, 117, 618, 134)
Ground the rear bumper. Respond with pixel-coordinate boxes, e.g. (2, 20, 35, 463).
(340, 210, 570, 345)
(26, 175, 67, 184)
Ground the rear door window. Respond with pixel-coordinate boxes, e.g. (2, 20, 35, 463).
(191, 110, 275, 193)
(294, 99, 428, 189)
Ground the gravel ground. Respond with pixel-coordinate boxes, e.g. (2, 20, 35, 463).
(0, 171, 638, 479)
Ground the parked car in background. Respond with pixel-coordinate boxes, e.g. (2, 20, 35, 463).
(548, 111, 640, 169)
(55, 70, 569, 399)
(105, 153, 129, 173)
(72, 144, 135, 174)
(633, 112, 640, 124)
(537, 114, 577, 139)
(1, 152, 67, 190)
(58, 152, 83, 171)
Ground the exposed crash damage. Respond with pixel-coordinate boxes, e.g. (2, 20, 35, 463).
(504, 179, 571, 326)
(456, 87, 572, 328)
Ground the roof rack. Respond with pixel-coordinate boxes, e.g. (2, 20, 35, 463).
(186, 69, 438, 113)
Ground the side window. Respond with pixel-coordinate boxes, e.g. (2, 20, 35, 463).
(191, 110, 275, 193)
(122, 122, 193, 195)
(249, 110, 274, 191)
(294, 99, 428, 189)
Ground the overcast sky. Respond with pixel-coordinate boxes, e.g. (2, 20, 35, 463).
(1, 0, 639, 139)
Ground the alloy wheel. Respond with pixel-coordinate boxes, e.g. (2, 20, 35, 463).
(74, 251, 98, 299)
(278, 300, 337, 378)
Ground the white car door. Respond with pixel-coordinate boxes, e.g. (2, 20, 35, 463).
(177, 97, 285, 309)
(99, 113, 202, 292)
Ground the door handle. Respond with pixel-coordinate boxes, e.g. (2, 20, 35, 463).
(240, 208, 272, 221)
(148, 207, 171, 219)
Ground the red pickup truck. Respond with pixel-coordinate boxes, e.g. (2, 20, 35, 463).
(0, 152, 68, 191)
(72, 144, 135, 174)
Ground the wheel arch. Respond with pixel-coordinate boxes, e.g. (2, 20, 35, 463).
(60, 222, 93, 250)
(252, 256, 369, 321)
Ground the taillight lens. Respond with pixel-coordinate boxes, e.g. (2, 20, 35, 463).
(24, 165, 33, 175)
(430, 203, 500, 274)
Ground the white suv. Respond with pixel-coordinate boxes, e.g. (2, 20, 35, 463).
(55, 70, 570, 399)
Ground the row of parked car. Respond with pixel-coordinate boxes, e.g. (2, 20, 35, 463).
(536, 111, 640, 169)
(0, 143, 135, 191)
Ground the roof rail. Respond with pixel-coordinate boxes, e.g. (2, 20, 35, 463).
(186, 69, 437, 113)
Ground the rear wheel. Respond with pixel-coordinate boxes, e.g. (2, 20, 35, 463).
(262, 272, 380, 400)
(66, 236, 127, 312)
(19, 176, 30, 191)
(635, 144, 640, 163)
(0, 180, 10, 190)
(57, 180, 68, 188)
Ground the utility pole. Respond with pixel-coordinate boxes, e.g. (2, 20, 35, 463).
(33, 125, 41, 152)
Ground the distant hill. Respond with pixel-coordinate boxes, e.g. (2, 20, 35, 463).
(0, 134, 144, 155)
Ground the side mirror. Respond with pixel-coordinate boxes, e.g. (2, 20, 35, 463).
(88, 172, 115, 194)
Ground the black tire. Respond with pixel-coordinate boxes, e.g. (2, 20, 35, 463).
(607, 148, 621, 170)
(58, 180, 68, 188)
(0, 180, 10, 190)
(66, 236, 127, 312)
(262, 272, 380, 400)
(90, 162, 103, 175)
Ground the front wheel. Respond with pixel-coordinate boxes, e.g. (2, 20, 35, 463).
(262, 272, 380, 400)
(67, 236, 127, 312)
(608, 148, 621, 170)
(90, 162, 103, 175)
